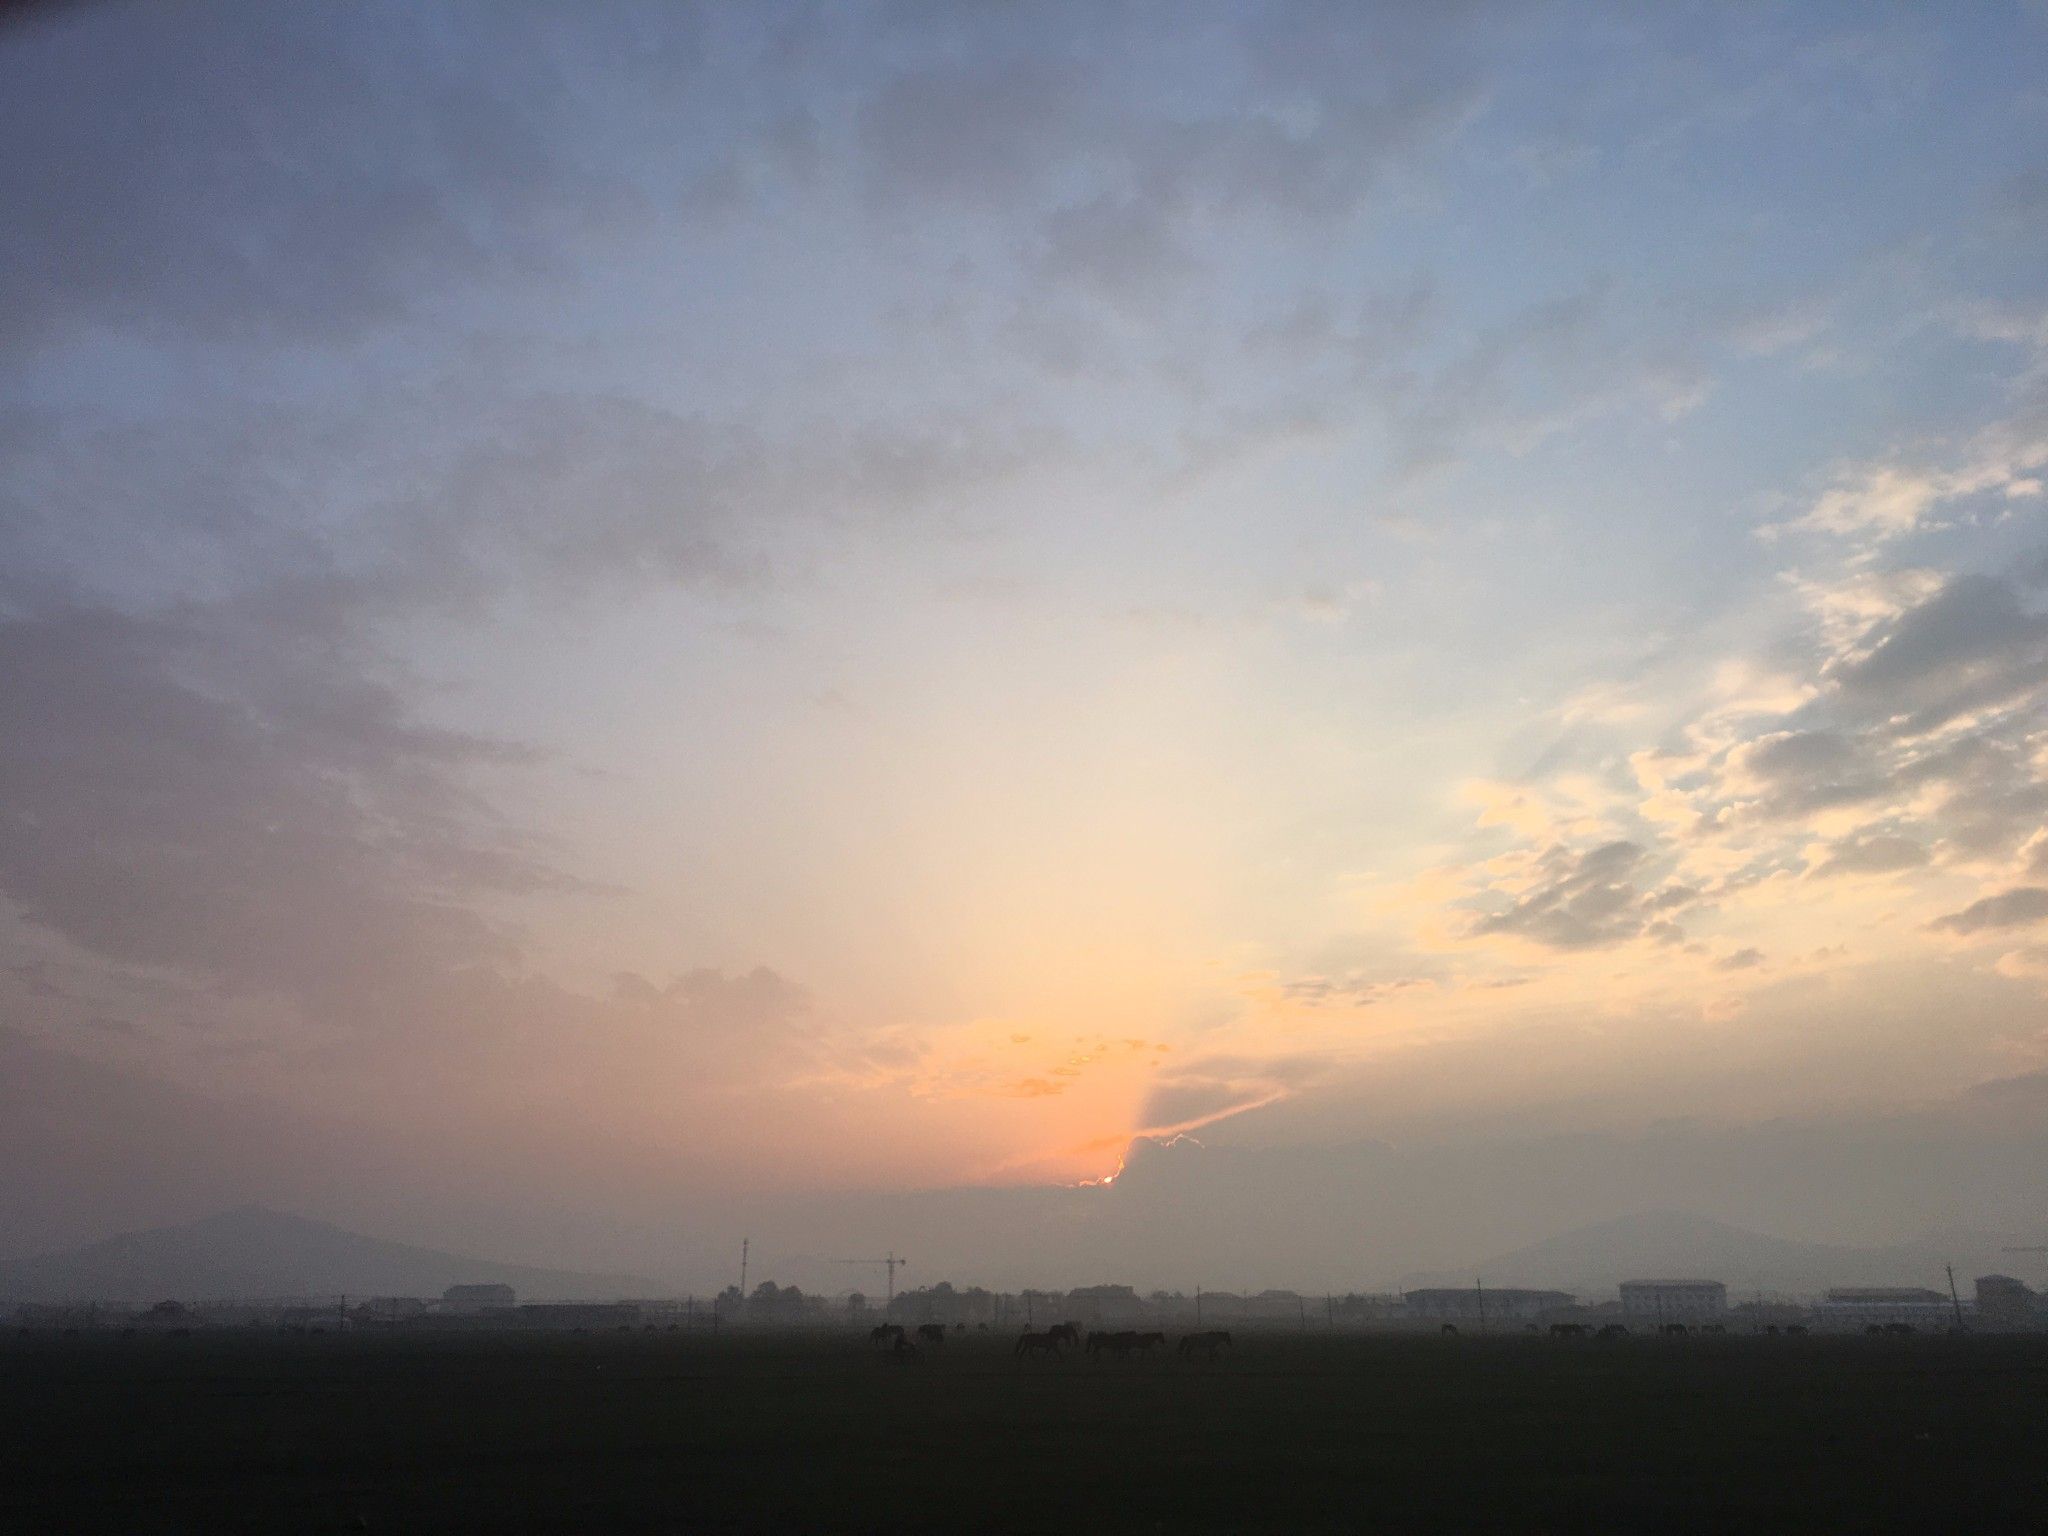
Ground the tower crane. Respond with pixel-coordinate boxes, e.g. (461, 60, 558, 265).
(821, 1252, 909, 1305)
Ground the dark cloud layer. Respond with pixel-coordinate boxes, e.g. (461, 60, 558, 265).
(1931, 887, 2048, 936)
(0, 595, 549, 1015)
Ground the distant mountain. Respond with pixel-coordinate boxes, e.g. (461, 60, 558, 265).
(0, 1206, 657, 1305)
(1405, 1210, 2021, 1298)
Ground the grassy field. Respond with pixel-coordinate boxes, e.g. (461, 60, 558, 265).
(5, 1326, 2045, 1533)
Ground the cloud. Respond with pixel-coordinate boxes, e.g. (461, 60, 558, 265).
(1782, 414, 2048, 543)
(0, 593, 553, 1017)
(0, 3, 700, 351)
(1469, 840, 1671, 951)
(1806, 835, 1929, 878)
(1930, 887, 2048, 935)
(1279, 973, 1431, 1007)
(1827, 574, 2048, 736)
(1713, 947, 1765, 971)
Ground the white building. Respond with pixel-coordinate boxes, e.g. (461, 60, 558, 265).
(1619, 1280, 1726, 1323)
(1812, 1287, 1963, 1329)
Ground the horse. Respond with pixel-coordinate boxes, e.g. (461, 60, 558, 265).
(1177, 1330, 1232, 1359)
(1440, 1323, 1460, 1336)
(1596, 1324, 1629, 1339)
(1086, 1329, 1127, 1358)
(1549, 1322, 1588, 1338)
(1047, 1321, 1083, 1349)
(1130, 1331, 1166, 1353)
(1014, 1330, 1062, 1359)
(1660, 1322, 1689, 1336)
(869, 1323, 905, 1348)
(915, 1323, 948, 1347)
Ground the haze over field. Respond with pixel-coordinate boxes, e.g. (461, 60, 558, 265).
(4, 2, 2048, 1291)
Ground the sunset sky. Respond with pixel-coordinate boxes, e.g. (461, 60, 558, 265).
(5, 1, 2048, 1286)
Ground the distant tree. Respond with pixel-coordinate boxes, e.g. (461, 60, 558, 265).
(847, 1292, 867, 1315)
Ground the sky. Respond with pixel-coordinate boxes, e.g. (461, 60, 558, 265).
(4, 0, 2048, 1291)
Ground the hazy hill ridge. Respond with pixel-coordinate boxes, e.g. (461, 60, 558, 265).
(0, 1206, 656, 1304)
(1405, 1210, 2024, 1297)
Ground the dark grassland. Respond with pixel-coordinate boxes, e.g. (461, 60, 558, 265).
(5, 1328, 2045, 1533)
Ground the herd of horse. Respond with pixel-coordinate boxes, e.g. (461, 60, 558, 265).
(865, 1321, 1234, 1361)
(865, 1316, 1904, 1358)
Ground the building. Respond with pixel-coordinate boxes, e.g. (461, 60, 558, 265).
(1972, 1275, 2039, 1330)
(1619, 1280, 1727, 1324)
(441, 1283, 516, 1312)
(1812, 1287, 1963, 1329)
(1403, 1287, 1575, 1323)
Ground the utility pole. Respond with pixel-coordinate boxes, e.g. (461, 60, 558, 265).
(1475, 1279, 1487, 1334)
(1946, 1264, 1965, 1330)
(739, 1237, 749, 1303)
(1195, 1285, 1203, 1326)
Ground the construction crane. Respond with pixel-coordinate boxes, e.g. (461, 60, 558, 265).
(821, 1252, 909, 1305)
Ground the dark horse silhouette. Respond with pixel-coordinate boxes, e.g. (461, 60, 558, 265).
(1014, 1330, 1062, 1358)
(915, 1323, 947, 1347)
(1549, 1322, 1588, 1337)
(1046, 1321, 1082, 1349)
(869, 1323, 905, 1348)
(1089, 1329, 1167, 1359)
(1177, 1330, 1232, 1359)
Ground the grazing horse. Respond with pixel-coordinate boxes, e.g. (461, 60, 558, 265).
(1131, 1331, 1166, 1353)
(869, 1323, 905, 1348)
(1177, 1330, 1232, 1359)
(1660, 1323, 1690, 1336)
(915, 1323, 948, 1347)
(1549, 1322, 1588, 1338)
(1597, 1323, 1629, 1339)
(1440, 1323, 1460, 1336)
(1014, 1330, 1062, 1359)
(1047, 1322, 1083, 1349)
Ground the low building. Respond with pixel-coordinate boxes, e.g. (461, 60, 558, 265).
(1619, 1280, 1727, 1324)
(1812, 1287, 1963, 1329)
(1972, 1275, 2039, 1330)
(441, 1282, 516, 1312)
(1403, 1287, 1575, 1322)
